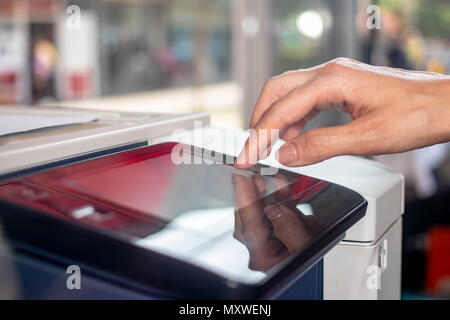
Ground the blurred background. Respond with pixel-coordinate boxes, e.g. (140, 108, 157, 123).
(0, 0, 449, 299)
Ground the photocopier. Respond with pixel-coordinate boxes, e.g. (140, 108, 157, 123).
(0, 106, 404, 300)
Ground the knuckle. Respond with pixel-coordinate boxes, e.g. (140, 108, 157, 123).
(332, 57, 351, 64)
(279, 70, 295, 77)
(262, 77, 278, 93)
(264, 103, 289, 128)
(296, 130, 332, 160)
(322, 58, 349, 75)
(302, 131, 322, 154)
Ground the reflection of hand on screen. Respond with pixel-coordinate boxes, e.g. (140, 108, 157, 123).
(232, 173, 313, 271)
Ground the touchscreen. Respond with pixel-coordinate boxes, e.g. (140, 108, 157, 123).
(21, 143, 363, 284)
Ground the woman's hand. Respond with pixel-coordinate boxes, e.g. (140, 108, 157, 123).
(236, 58, 450, 168)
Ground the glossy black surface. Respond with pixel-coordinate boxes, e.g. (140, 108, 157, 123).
(0, 143, 367, 298)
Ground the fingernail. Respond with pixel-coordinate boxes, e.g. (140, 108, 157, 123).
(276, 143, 297, 165)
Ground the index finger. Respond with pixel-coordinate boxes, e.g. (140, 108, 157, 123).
(236, 73, 346, 169)
(249, 69, 318, 128)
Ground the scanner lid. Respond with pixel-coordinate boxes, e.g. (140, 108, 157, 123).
(0, 105, 208, 176)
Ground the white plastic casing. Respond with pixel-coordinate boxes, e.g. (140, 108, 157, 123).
(0, 107, 209, 175)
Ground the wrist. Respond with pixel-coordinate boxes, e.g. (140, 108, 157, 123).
(430, 78, 450, 142)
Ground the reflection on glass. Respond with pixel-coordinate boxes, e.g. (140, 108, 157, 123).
(0, 225, 20, 299)
(136, 171, 319, 283)
(0, 143, 363, 285)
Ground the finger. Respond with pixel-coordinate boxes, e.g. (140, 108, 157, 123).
(233, 174, 259, 209)
(247, 242, 288, 272)
(232, 174, 269, 245)
(232, 174, 244, 242)
(235, 124, 281, 169)
(265, 205, 313, 253)
(282, 109, 320, 141)
(233, 174, 264, 242)
(252, 175, 267, 197)
(249, 69, 318, 128)
(233, 211, 244, 243)
(276, 121, 365, 166)
(236, 75, 346, 169)
(233, 176, 290, 271)
(272, 174, 291, 203)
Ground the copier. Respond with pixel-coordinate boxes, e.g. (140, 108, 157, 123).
(0, 106, 404, 300)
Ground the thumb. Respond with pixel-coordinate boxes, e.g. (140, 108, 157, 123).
(276, 123, 360, 166)
(265, 205, 312, 253)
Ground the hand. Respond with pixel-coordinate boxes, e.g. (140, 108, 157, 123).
(236, 58, 450, 168)
(232, 173, 313, 271)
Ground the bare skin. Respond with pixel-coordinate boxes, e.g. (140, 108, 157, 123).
(235, 58, 450, 168)
(232, 173, 313, 271)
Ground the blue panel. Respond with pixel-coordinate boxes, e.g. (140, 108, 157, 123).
(6, 251, 151, 299)
(5, 250, 323, 300)
(277, 260, 323, 300)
